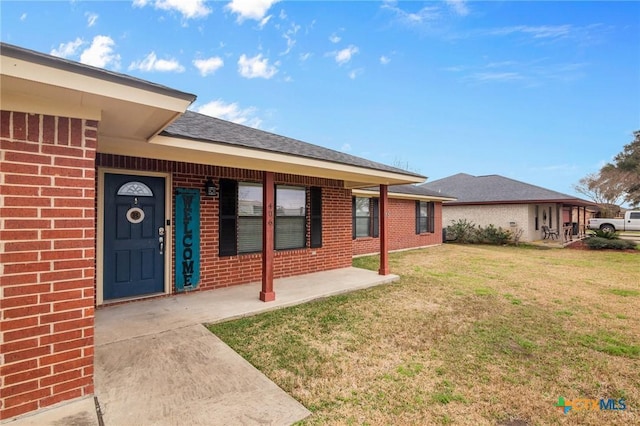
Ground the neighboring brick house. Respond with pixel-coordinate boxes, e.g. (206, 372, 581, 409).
(352, 185, 455, 256)
(0, 43, 425, 421)
(421, 173, 597, 242)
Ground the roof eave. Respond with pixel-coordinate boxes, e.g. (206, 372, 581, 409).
(99, 134, 425, 187)
(1, 42, 196, 143)
(0, 42, 196, 103)
(353, 188, 456, 202)
(444, 199, 597, 207)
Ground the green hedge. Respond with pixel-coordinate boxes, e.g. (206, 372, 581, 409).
(446, 220, 512, 245)
(584, 237, 637, 250)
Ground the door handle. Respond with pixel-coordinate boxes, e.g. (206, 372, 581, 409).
(158, 227, 165, 255)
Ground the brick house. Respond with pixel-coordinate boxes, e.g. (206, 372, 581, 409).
(352, 185, 455, 256)
(0, 43, 426, 420)
(421, 173, 597, 242)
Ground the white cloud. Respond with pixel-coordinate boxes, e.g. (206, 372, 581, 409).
(51, 38, 84, 58)
(341, 143, 352, 152)
(85, 12, 98, 27)
(382, 0, 440, 26)
(380, 55, 390, 65)
(80, 35, 121, 69)
(282, 34, 295, 55)
(237, 54, 278, 79)
(258, 14, 272, 28)
(133, 0, 211, 19)
(299, 52, 312, 62)
(467, 72, 524, 82)
(281, 23, 300, 55)
(443, 65, 465, 72)
(488, 25, 573, 39)
(445, 0, 469, 17)
(193, 56, 224, 76)
(226, 0, 280, 23)
(333, 45, 358, 65)
(195, 100, 263, 128)
(348, 68, 364, 80)
(20, 13, 27, 21)
(129, 52, 185, 72)
(329, 33, 341, 43)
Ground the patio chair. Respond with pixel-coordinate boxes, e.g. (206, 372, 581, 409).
(542, 225, 559, 240)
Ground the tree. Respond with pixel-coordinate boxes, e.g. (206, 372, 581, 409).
(611, 130, 640, 207)
(574, 170, 626, 217)
(575, 131, 640, 212)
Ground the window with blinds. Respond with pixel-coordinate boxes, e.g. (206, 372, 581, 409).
(352, 197, 378, 238)
(218, 180, 321, 256)
(416, 201, 435, 234)
(238, 183, 263, 253)
(275, 186, 306, 250)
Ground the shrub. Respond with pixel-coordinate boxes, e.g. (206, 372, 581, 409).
(584, 237, 637, 250)
(511, 228, 525, 246)
(589, 229, 619, 240)
(446, 219, 477, 243)
(476, 224, 512, 245)
(446, 220, 512, 245)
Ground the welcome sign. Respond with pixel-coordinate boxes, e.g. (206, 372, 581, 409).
(175, 188, 200, 291)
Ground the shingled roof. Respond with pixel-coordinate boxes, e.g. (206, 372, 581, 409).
(360, 184, 456, 200)
(421, 173, 595, 206)
(161, 110, 425, 178)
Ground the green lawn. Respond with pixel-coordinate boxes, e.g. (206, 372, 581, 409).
(208, 245, 639, 425)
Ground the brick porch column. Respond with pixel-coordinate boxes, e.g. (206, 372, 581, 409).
(379, 184, 390, 275)
(260, 171, 275, 301)
(0, 112, 96, 420)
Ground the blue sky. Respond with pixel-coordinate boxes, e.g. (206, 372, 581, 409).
(2, 1, 639, 199)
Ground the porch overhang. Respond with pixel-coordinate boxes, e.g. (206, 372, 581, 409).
(99, 134, 425, 188)
(0, 43, 196, 144)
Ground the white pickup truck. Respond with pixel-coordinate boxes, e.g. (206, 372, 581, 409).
(588, 211, 640, 232)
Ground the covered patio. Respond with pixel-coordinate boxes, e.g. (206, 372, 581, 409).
(91, 267, 396, 425)
(96, 267, 398, 344)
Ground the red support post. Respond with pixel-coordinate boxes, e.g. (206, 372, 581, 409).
(379, 184, 390, 275)
(260, 171, 276, 302)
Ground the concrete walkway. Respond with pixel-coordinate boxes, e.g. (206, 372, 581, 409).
(8, 267, 396, 425)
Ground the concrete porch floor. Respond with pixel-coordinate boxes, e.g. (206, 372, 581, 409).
(96, 267, 398, 345)
(529, 236, 584, 248)
(8, 267, 397, 426)
(95, 266, 397, 425)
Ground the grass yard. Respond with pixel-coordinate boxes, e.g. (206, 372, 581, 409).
(208, 245, 640, 425)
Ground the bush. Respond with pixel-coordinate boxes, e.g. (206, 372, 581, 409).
(589, 229, 619, 240)
(446, 220, 512, 245)
(584, 237, 637, 250)
(446, 219, 477, 243)
(476, 224, 512, 245)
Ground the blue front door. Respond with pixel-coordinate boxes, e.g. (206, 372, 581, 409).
(104, 173, 165, 300)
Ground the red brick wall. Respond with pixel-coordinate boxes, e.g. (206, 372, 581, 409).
(97, 154, 353, 294)
(0, 111, 96, 420)
(352, 198, 443, 256)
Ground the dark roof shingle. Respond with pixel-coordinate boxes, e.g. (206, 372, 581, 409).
(421, 173, 594, 205)
(363, 184, 455, 199)
(162, 111, 425, 178)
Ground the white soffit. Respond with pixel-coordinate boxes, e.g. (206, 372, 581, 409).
(0, 52, 195, 142)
